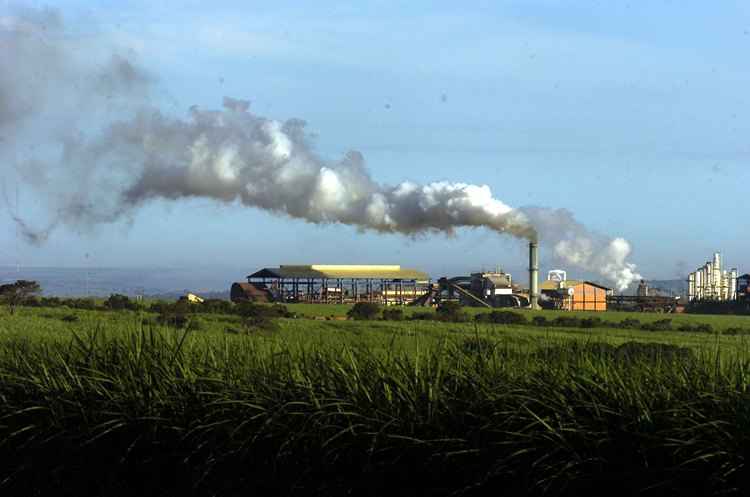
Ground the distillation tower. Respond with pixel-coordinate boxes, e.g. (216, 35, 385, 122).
(687, 252, 737, 302)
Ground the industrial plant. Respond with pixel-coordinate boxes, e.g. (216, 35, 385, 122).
(688, 252, 738, 302)
(234, 264, 430, 305)
(231, 246, 748, 313)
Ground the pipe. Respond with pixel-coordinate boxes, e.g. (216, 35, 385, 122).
(714, 253, 722, 299)
(529, 241, 539, 310)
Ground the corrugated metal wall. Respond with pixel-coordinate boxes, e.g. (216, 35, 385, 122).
(570, 283, 607, 311)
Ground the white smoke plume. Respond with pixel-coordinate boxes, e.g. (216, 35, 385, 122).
(0, 7, 641, 290)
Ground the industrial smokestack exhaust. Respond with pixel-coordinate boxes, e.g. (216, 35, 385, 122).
(529, 241, 540, 310)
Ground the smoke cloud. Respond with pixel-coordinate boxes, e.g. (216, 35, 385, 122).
(0, 8, 641, 290)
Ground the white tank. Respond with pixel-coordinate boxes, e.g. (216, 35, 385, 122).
(714, 253, 722, 299)
(688, 273, 695, 301)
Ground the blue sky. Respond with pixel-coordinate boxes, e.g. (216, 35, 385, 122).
(1, 0, 748, 282)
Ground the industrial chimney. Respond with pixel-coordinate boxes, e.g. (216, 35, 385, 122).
(529, 241, 540, 310)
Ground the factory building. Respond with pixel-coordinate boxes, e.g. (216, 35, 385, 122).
(237, 264, 430, 305)
(687, 253, 738, 302)
(540, 273, 611, 311)
(736, 274, 750, 303)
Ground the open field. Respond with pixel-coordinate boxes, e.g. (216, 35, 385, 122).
(2, 305, 750, 496)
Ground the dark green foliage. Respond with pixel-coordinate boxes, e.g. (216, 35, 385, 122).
(409, 311, 435, 321)
(641, 319, 673, 332)
(156, 312, 189, 328)
(62, 298, 98, 310)
(435, 301, 470, 322)
(687, 301, 750, 315)
(199, 298, 233, 314)
(724, 327, 750, 335)
(346, 302, 380, 320)
(475, 310, 528, 325)
(243, 314, 281, 333)
(579, 317, 603, 328)
(0, 329, 736, 497)
(60, 314, 79, 323)
(155, 300, 192, 328)
(104, 294, 140, 311)
(552, 316, 581, 328)
(148, 300, 173, 314)
(678, 323, 715, 333)
(617, 318, 642, 329)
(535, 341, 617, 361)
(382, 308, 405, 321)
(531, 316, 549, 327)
(40, 297, 63, 307)
(187, 318, 204, 331)
(236, 302, 291, 319)
(0, 280, 41, 314)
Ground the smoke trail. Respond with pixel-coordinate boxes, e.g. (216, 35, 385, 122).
(0, 7, 642, 290)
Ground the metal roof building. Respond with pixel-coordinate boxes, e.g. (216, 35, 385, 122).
(540, 279, 611, 311)
(242, 264, 430, 305)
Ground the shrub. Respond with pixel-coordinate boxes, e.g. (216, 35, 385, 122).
(535, 342, 616, 361)
(725, 327, 750, 336)
(200, 298, 233, 314)
(155, 301, 192, 328)
(347, 302, 380, 320)
(148, 300, 171, 314)
(617, 318, 642, 329)
(382, 308, 405, 321)
(410, 311, 435, 321)
(476, 311, 527, 325)
(22, 297, 42, 307)
(553, 316, 581, 328)
(40, 297, 62, 307)
(641, 319, 673, 332)
(436, 302, 470, 323)
(531, 316, 549, 327)
(579, 317, 604, 329)
(104, 294, 139, 311)
(677, 323, 714, 333)
(62, 298, 97, 310)
(237, 302, 291, 319)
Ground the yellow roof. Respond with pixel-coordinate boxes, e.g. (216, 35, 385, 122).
(540, 279, 610, 291)
(249, 264, 429, 280)
(540, 279, 582, 290)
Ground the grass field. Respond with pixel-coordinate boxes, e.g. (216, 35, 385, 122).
(2, 304, 750, 496)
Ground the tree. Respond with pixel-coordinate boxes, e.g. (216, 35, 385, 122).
(104, 293, 139, 311)
(347, 302, 380, 320)
(0, 280, 42, 314)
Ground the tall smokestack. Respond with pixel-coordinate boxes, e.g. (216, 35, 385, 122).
(529, 241, 539, 310)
